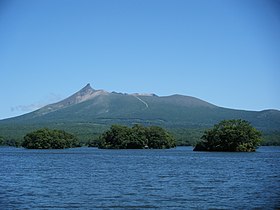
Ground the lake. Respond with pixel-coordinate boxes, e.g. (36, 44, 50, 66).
(0, 146, 279, 209)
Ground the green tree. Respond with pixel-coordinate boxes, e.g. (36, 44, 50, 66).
(22, 128, 80, 149)
(194, 119, 262, 152)
(128, 124, 148, 149)
(98, 125, 131, 149)
(146, 126, 176, 149)
(98, 124, 176, 149)
(0, 137, 21, 147)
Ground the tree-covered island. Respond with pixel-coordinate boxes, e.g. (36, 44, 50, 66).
(194, 119, 262, 152)
(22, 128, 80, 149)
(5, 120, 262, 151)
(98, 124, 176, 149)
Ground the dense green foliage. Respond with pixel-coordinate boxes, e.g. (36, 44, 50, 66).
(98, 124, 176, 149)
(0, 134, 21, 147)
(22, 128, 80, 149)
(170, 128, 205, 146)
(194, 119, 262, 152)
(0, 136, 3, 145)
(261, 131, 280, 146)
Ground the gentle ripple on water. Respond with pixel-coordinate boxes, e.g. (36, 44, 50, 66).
(0, 146, 280, 209)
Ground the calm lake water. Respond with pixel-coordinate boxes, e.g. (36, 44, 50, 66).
(0, 146, 279, 209)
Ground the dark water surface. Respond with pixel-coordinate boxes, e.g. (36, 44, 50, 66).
(0, 146, 279, 209)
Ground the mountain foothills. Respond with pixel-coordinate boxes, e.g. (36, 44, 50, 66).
(0, 84, 280, 146)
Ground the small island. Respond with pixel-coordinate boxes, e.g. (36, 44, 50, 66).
(193, 119, 262, 152)
(22, 128, 80, 149)
(98, 124, 176, 149)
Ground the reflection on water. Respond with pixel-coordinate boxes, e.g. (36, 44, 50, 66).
(0, 146, 279, 209)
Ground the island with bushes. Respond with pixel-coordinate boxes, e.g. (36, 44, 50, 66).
(97, 124, 176, 149)
(193, 119, 262, 152)
(8, 119, 263, 151)
(22, 128, 80, 149)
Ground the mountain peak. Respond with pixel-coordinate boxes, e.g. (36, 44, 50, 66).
(85, 83, 93, 89)
(79, 83, 94, 93)
(65, 83, 108, 104)
(37, 84, 108, 115)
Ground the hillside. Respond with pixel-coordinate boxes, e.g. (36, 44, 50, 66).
(0, 84, 279, 145)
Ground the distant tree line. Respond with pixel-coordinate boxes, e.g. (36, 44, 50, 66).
(97, 124, 176, 149)
(0, 136, 21, 147)
(0, 136, 3, 145)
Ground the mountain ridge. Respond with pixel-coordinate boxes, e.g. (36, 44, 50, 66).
(1, 84, 280, 124)
(0, 84, 279, 145)
(13, 84, 219, 120)
(7, 83, 279, 120)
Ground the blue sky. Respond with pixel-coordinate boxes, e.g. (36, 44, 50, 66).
(0, 0, 280, 119)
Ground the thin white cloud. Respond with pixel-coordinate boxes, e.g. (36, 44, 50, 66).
(10, 93, 62, 113)
(11, 104, 45, 112)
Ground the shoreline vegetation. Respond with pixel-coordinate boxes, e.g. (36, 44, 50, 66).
(0, 119, 267, 151)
